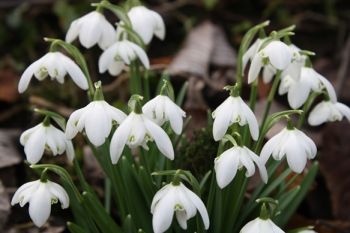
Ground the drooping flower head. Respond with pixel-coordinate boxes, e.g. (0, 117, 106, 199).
(117, 6, 165, 45)
(248, 40, 292, 83)
(260, 126, 317, 173)
(66, 83, 126, 146)
(151, 182, 209, 233)
(308, 100, 350, 126)
(240, 217, 285, 233)
(110, 95, 174, 164)
(11, 179, 69, 227)
(18, 52, 88, 93)
(279, 67, 337, 109)
(66, 11, 116, 49)
(215, 145, 268, 189)
(20, 122, 75, 164)
(143, 81, 186, 134)
(99, 40, 150, 75)
(212, 86, 259, 141)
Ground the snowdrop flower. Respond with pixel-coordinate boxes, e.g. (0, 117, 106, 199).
(99, 40, 150, 76)
(212, 95, 259, 141)
(66, 11, 116, 49)
(279, 67, 337, 109)
(20, 122, 74, 164)
(117, 6, 165, 44)
(215, 146, 267, 188)
(66, 100, 126, 147)
(11, 179, 69, 227)
(308, 100, 350, 126)
(248, 40, 292, 83)
(298, 230, 317, 233)
(151, 182, 209, 233)
(142, 95, 186, 134)
(18, 52, 88, 93)
(240, 217, 284, 233)
(109, 111, 174, 164)
(261, 127, 317, 173)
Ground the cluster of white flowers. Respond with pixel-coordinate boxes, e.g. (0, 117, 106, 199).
(13, 2, 350, 232)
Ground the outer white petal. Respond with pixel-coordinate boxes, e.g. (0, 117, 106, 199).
(240, 151, 256, 177)
(152, 190, 176, 233)
(240, 100, 259, 140)
(266, 219, 285, 233)
(128, 42, 150, 68)
(24, 126, 46, 164)
(99, 44, 118, 74)
(240, 218, 260, 233)
(110, 115, 133, 164)
(151, 11, 165, 40)
(247, 149, 268, 183)
(20, 124, 42, 145)
(84, 102, 111, 146)
(308, 102, 330, 126)
(165, 97, 186, 135)
(29, 183, 52, 227)
(60, 54, 88, 90)
(47, 181, 69, 209)
(151, 185, 171, 213)
(260, 131, 283, 163)
(65, 20, 80, 43)
(262, 65, 276, 83)
(336, 103, 350, 121)
(11, 181, 39, 206)
(108, 61, 125, 76)
(66, 108, 85, 139)
(285, 132, 307, 173)
(316, 73, 337, 102)
(288, 83, 310, 109)
(248, 53, 263, 84)
(212, 98, 233, 141)
(65, 140, 75, 162)
(182, 185, 210, 230)
(79, 12, 102, 48)
(144, 117, 174, 160)
(214, 148, 239, 189)
(265, 41, 292, 70)
(97, 20, 116, 50)
(18, 60, 40, 93)
(103, 102, 127, 124)
(242, 39, 260, 73)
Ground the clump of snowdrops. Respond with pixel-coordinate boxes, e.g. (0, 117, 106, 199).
(12, 1, 350, 233)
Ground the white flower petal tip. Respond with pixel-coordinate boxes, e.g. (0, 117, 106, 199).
(308, 100, 350, 126)
(247, 40, 292, 84)
(142, 95, 186, 135)
(212, 96, 259, 141)
(214, 146, 267, 189)
(297, 230, 317, 233)
(240, 217, 285, 233)
(98, 40, 149, 75)
(110, 112, 174, 164)
(66, 100, 126, 147)
(260, 127, 317, 173)
(66, 11, 116, 50)
(18, 52, 88, 93)
(151, 182, 209, 233)
(11, 180, 69, 227)
(20, 123, 75, 164)
(118, 6, 165, 45)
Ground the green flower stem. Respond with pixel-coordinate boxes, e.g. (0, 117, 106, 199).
(243, 79, 258, 145)
(297, 92, 319, 128)
(129, 61, 143, 95)
(104, 178, 112, 214)
(260, 70, 282, 132)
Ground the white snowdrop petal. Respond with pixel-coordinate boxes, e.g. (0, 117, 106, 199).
(183, 186, 210, 230)
(110, 115, 133, 164)
(47, 181, 69, 209)
(65, 20, 80, 43)
(29, 184, 52, 227)
(165, 98, 185, 135)
(153, 11, 166, 40)
(11, 181, 39, 206)
(99, 44, 118, 73)
(66, 108, 85, 139)
(285, 134, 307, 173)
(144, 118, 174, 160)
(18, 60, 40, 93)
(128, 42, 150, 68)
(61, 54, 88, 90)
(152, 191, 176, 233)
(108, 61, 125, 76)
(212, 100, 232, 141)
(336, 103, 350, 121)
(308, 102, 330, 126)
(151, 185, 171, 213)
(98, 20, 116, 50)
(248, 54, 263, 84)
(20, 124, 42, 145)
(214, 149, 239, 189)
(287, 84, 310, 109)
(247, 148, 268, 183)
(78, 13, 102, 48)
(317, 73, 337, 102)
(262, 65, 276, 83)
(24, 126, 46, 164)
(265, 41, 292, 70)
(65, 140, 75, 162)
(241, 100, 259, 140)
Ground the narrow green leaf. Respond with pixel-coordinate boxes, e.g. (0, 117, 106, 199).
(67, 222, 87, 233)
(176, 81, 188, 106)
